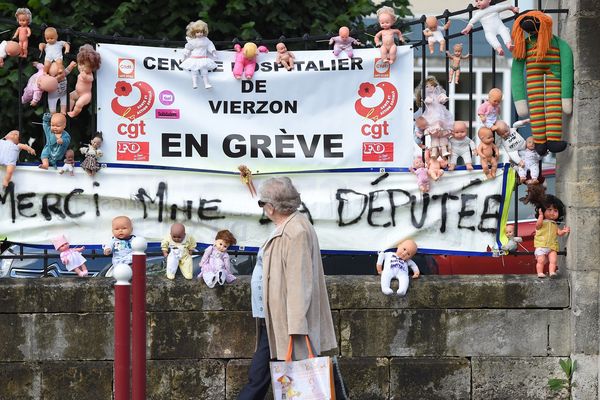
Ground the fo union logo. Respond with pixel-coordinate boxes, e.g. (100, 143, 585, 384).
(117, 141, 149, 161)
(362, 142, 393, 162)
(118, 58, 135, 79)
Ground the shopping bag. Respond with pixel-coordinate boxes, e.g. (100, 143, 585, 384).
(270, 335, 335, 400)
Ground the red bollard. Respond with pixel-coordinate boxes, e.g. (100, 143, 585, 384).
(131, 237, 147, 400)
(113, 263, 132, 400)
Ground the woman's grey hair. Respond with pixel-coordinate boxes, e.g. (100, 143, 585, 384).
(259, 177, 301, 215)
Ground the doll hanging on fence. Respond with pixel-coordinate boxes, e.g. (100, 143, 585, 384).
(180, 20, 218, 89)
(68, 44, 101, 118)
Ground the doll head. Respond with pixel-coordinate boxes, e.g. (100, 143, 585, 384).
(64, 149, 75, 162)
(3, 41, 20, 57)
(44, 27, 58, 45)
(276, 42, 288, 54)
(377, 6, 397, 29)
(50, 113, 67, 135)
(538, 194, 566, 222)
(494, 120, 510, 138)
(488, 88, 503, 107)
(51, 234, 69, 251)
(505, 224, 515, 239)
(15, 8, 31, 26)
(438, 156, 449, 169)
(112, 216, 133, 240)
(186, 20, 209, 38)
(525, 136, 535, 150)
(91, 133, 103, 149)
(453, 121, 468, 140)
(170, 222, 186, 243)
(474, 0, 491, 9)
(242, 42, 258, 59)
(477, 127, 494, 144)
(395, 239, 417, 261)
(425, 16, 438, 30)
(4, 130, 20, 145)
(338, 26, 350, 39)
(412, 156, 424, 169)
(452, 43, 464, 56)
(214, 229, 237, 252)
(76, 44, 102, 73)
(512, 11, 553, 61)
(415, 116, 428, 131)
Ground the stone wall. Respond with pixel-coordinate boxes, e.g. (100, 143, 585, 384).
(0, 276, 572, 399)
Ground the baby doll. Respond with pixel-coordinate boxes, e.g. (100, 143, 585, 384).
(181, 20, 218, 89)
(448, 121, 476, 171)
(39, 27, 70, 75)
(413, 116, 428, 149)
(39, 112, 71, 170)
(517, 137, 542, 184)
(103, 216, 135, 266)
(68, 44, 102, 118)
(478, 88, 502, 129)
(0, 130, 36, 188)
(532, 194, 570, 278)
(161, 222, 196, 280)
(423, 15, 450, 55)
(427, 154, 446, 181)
(0, 40, 21, 67)
(421, 76, 454, 137)
(80, 132, 103, 177)
(494, 119, 529, 166)
(461, 0, 519, 56)
(329, 26, 361, 58)
(476, 126, 499, 179)
(58, 149, 75, 176)
(48, 60, 77, 114)
(21, 62, 46, 107)
(424, 120, 451, 158)
(446, 43, 471, 84)
(410, 157, 429, 193)
(13, 8, 31, 58)
(233, 42, 268, 80)
(275, 42, 295, 71)
(52, 234, 88, 277)
(376, 239, 420, 296)
(374, 7, 405, 64)
(501, 224, 523, 253)
(198, 230, 237, 288)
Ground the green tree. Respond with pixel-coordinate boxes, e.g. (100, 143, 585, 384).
(0, 0, 409, 152)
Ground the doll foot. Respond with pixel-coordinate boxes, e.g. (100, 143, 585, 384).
(234, 75, 242, 80)
(496, 47, 505, 56)
(192, 84, 198, 89)
(38, 164, 48, 170)
(2, 178, 10, 188)
(67, 111, 78, 118)
(549, 272, 558, 278)
(466, 164, 473, 170)
(70, 172, 74, 176)
(381, 287, 394, 295)
(59, 170, 64, 175)
(204, 83, 212, 89)
(537, 273, 546, 278)
(534, 143, 548, 156)
(547, 140, 568, 154)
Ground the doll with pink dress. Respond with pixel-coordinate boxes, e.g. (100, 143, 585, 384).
(181, 20, 218, 89)
(198, 230, 237, 288)
(52, 234, 88, 277)
(21, 62, 46, 107)
(233, 42, 268, 80)
(420, 76, 454, 141)
(13, 8, 31, 58)
(477, 88, 503, 129)
(410, 157, 430, 193)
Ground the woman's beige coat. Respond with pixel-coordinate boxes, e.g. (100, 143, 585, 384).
(262, 211, 337, 360)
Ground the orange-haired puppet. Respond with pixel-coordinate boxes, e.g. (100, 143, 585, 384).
(511, 11, 573, 155)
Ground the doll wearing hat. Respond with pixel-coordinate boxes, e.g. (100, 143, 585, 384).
(52, 234, 88, 277)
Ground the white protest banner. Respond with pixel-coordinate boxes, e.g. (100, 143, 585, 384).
(95, 44, 414, 172)
(0, 165, 511, 254)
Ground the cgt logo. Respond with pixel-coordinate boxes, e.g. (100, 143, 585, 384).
(118, 58, 135, 79)
(355, 82, 398, 122)
(362, 142, 394, 162)
(111, 81, 155, 121)
(117, 141, 149, 161)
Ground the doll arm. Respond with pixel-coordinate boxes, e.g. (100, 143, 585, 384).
(63, 41, 70, 54)
(234, 44, 242, 53)
(199, 245, 213, 268)
(423, 28, 432, 37)
(443, 20, 451, 30)
(376, 251, 386, 274)
(468, 138, 476, 152)
(97, 149, 103, 158)
(103, 240, 113, 255)
(160, 237, 170, 256)
(186, 236, 196, 254)
(492, 144, 500, 159)
(65, 61, 77, 75)
(42, 113, 53, 141)
(257, 46, 268, 53)
(17, 143, 36, 155)
(476, 144, 485, 159)
(408, 260, 420, 278)
(79, 145, 89, 155)
(38, 42, 46, 52)
(558, 37, 574, 114)
(512, 119, 530, 129)
(374, 32, 382, 47)
(536, 209, 544, 229)
(558, 226, 571, 236)
(73, 246, 85, 252)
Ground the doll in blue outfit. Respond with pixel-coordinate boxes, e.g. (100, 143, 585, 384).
(103, 216, 135, 265)
(39, 112, 70, 169)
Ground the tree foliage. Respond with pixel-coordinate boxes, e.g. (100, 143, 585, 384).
(0, 0, 409, 154)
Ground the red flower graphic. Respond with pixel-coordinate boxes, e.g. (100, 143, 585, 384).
(114, 81, 133, 97)
(358, 82, 376, 98)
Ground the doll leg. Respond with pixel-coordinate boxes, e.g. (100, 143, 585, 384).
(489, 158, 498, 178)
(244, 63, 255, 80)
(388, 45, 397, 64)
(544, 75, 566, 153)
(463, 151, 474, 170)
(179, 255, 193, 280)
(528, 163, 540, 184)
(191, 70, 199, 89)
(202, 270, 218, 288)
(2, 165, 16, 187)
(43, 60, 52, 74)
(483, 29, 503, 55)
(379, 46, 389, 63)
(440, 137, 450, 157)
(439, 39, 446, 54)
(201, 69, 212, 89)
(548, 251, 559, 276)
(21, 88, 33, 105)
(217, 268, 226, 285)
(517, 166, 527, 183)
(333, 45, 342, 57)
(396, 272, 410, 296)
(481, 160, 490, 177)
(498, 24, 513, 50)
(455, 69, 461, 85)
(68, 93, 92, 118)
(380, 268, 395, 295)
(535, 250, 548, 278)
(165, 251, 180, 280)
(346, 48, 354, 58)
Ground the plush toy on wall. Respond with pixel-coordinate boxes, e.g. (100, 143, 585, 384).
(232, 42, 268, 80)
(511, 10, 574, 155)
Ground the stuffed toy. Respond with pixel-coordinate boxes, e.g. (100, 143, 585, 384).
(376, 239, 420, 296)
(511, 10, 574, 155)
(181, 20, 218, 89)
(161, 222, 196, 280)
(0, 40, 20, 67)
(13, 8, 31, 58)
(233, 42, 268, 80)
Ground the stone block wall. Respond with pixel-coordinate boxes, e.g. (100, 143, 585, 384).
(0, 275, 572, 399)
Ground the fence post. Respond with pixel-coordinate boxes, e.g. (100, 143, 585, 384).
(113, 263, 132, 400)
(131, 237, 147, 400)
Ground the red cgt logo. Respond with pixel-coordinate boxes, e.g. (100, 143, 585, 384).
(117, 141, 149, 161)
(362, 142, 394, 162)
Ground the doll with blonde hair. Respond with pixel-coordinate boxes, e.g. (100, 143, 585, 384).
(67, 44, 101, 118)
(374, 6, 405, 64)
(446, 43, 470, 84)
(181, 20, 218, 89)
(13, 8, 31, 58)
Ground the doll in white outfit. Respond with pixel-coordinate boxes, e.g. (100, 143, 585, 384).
(448, 121, 476, 171)
(517, 137, 542, 184)
(376, 239, 420, 296)
(198, 230, 237, 288)
(52, 234, 88, 277)
(461, 0, 519, 56)
(58, 149, 75, 176)
(161, 222, 196, 280)
(494, 119, 530, 165)
(423, 16, 450, 54)
(39, 27, 69, 75)
(0, 130, 36, 188)
(180, 20, 218, 89)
